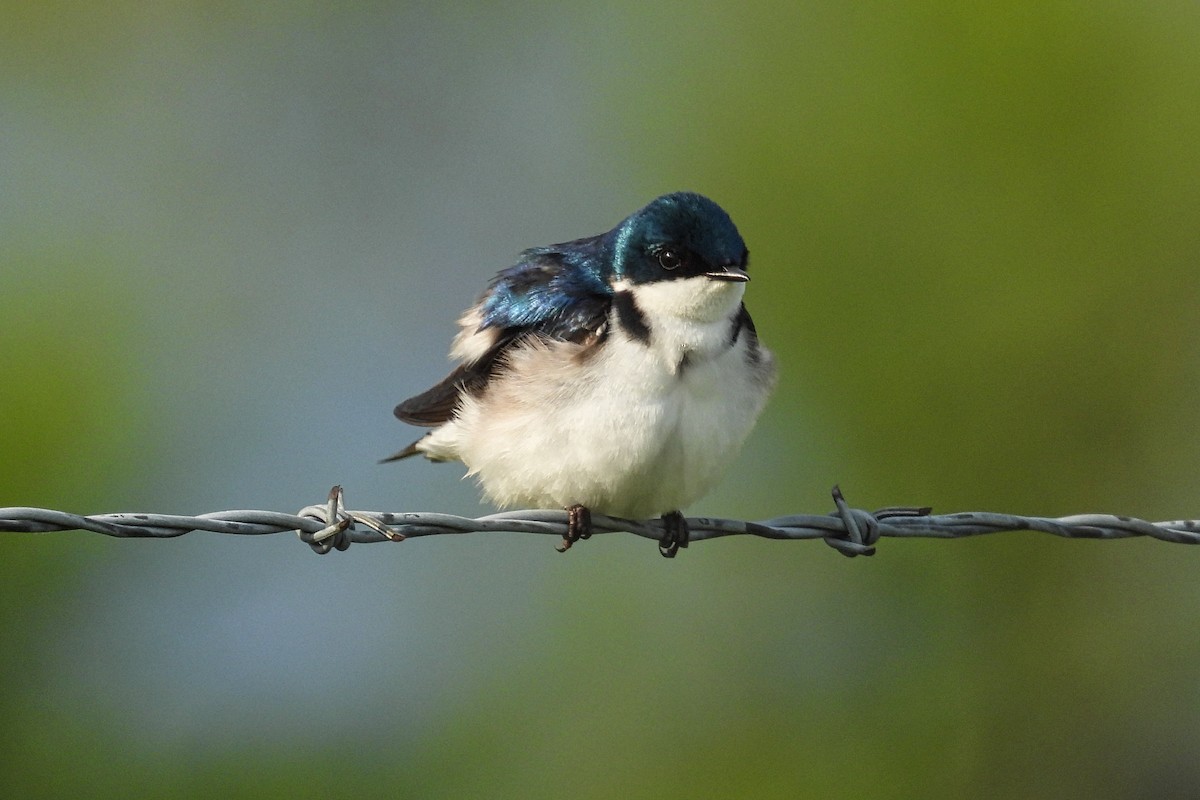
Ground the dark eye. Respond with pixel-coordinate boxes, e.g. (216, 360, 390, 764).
(657, 248, 682, 270)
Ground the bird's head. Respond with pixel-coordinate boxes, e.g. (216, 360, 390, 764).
(606, 192, 749, 286)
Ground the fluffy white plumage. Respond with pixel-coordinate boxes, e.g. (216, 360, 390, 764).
(415, 276, 775, 518)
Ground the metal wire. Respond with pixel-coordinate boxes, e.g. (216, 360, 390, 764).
(2, 486, 1197, 557)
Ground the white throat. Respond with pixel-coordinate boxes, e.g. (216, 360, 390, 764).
(614, 276, 745, 365)
(616, 275, 745, 324)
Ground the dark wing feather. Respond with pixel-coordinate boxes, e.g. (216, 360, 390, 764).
(393, 239, 612, 428)
(477, 235, 612, 338)
(392, 328, 523, 426)
(392, 365, 478, 426)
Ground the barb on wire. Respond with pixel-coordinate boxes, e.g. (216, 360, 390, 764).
(1, 485, 1197, 558)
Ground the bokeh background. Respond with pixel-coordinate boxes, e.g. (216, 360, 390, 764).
(3, 2, 1199, 798)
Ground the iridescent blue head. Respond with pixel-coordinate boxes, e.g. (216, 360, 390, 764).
(606, 192, 749, 285)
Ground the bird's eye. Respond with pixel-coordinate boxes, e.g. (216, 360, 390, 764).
(657, 248, 682, 270)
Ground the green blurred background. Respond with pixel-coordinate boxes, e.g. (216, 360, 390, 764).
(3, 2, 1199, 798)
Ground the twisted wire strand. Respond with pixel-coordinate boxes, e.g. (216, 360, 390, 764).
(1, 486, 1197, 557)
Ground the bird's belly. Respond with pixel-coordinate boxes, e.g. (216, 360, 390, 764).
(454, 339, 765, 517)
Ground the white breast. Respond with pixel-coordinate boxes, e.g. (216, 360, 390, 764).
(417, 277, 775, 518)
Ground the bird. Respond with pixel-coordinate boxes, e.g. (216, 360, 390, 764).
(385, 192, 776, 557)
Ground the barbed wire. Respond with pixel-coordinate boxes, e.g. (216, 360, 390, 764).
(2, 486, 1197, 558)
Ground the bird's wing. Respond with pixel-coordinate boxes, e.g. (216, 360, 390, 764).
(394, 238, 612, 427)
(391, 328, 523, 426)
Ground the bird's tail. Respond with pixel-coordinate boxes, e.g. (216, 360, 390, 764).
(379, 437, 425, 464)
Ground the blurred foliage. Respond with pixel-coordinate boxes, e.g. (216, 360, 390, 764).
(0, 254, 145, 508)
(2, 2, 1199, 799)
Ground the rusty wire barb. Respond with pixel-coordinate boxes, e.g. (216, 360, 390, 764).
(2, 486, 1197, 558)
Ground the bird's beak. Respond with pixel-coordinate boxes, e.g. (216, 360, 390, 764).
(704, 266, 750, 282)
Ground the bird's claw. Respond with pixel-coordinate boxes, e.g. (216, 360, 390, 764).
(557, 504, 593, 553)
(556, 506, 689, 556)
(658, 510, 689, 558)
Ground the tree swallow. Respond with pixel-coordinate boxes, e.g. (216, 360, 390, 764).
(386, 192, 776, 557)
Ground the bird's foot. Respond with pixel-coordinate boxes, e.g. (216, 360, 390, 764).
(658, 510, 689, 558)
(556, 504, 593, 553)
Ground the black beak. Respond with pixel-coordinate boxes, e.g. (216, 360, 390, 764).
(704, 266, 750, 282)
